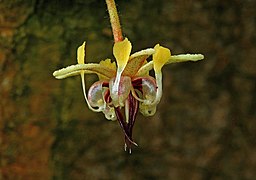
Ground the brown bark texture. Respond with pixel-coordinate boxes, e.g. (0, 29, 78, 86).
(1, 0, 256, 179)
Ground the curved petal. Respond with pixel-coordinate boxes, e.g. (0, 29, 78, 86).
(153, 44, 171, 73)
(80, 72, 103, 112)
(135, 44, 171, 77)
(88, 80, 108, 111)
(151, 44, 171, 105)
(131, 76, 157, 104)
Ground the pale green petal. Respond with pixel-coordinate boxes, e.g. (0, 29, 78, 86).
(167, 54, 204, 64)
(136, 53, 204, 76)
(53, 70, 83, 79)
(53, 63, 116, 80)
(129, 48, 155, 60)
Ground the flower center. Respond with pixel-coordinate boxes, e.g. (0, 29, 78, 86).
(87, 75, 157, 153)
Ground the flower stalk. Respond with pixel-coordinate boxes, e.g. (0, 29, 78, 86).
(106, 0, 123, 42)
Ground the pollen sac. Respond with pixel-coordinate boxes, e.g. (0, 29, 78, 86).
(109, 76, 132, 107)
(88, 81, 107, 111)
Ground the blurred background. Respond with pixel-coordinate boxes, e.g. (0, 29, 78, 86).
(1, 0, 256, 179)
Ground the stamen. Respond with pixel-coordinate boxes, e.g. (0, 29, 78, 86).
(126, 93, 139, 153)
(125, 99, 129, 123)
(114, 93, 139, 153)
(112, 69, 122, 100)
(128, 93, 139, 132)
(124, 143, 127, 152)
(115, 107, 137, 146)
(109, 76, 132, 107)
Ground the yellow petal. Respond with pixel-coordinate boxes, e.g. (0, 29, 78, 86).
(77, 41, 86, 64)
(99, 58, 116, 72)
(113, 37, 132, 70)
(153, 44, 171, 73)
(112, 38, 132, 98)
(98, 59, 116, 80)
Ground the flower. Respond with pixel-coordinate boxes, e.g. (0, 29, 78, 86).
(53, 38, 204, 153)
